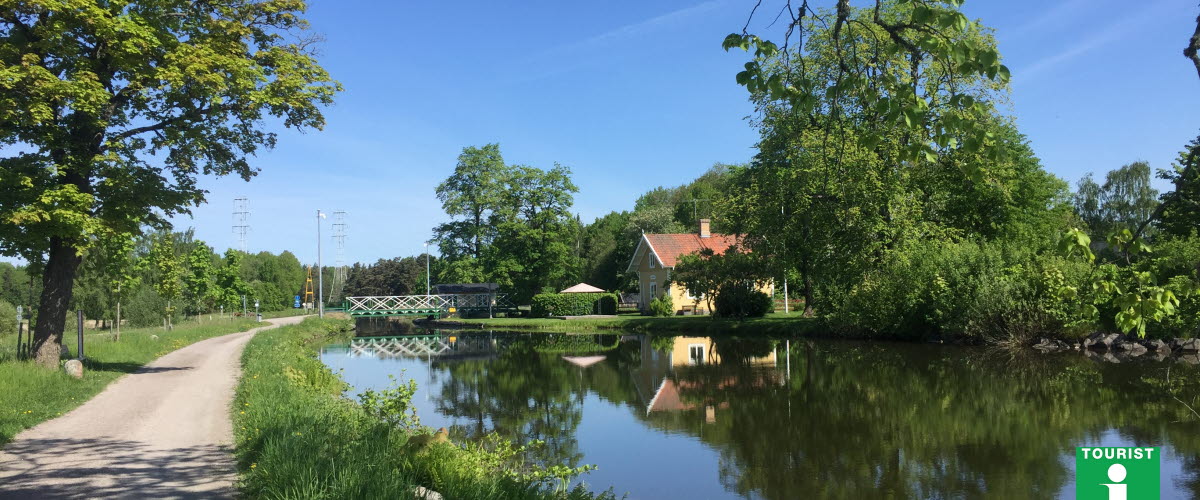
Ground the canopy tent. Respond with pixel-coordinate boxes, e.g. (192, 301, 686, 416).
(560, 283, 605, 293)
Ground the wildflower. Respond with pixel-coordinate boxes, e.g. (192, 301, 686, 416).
(251, 463, 257, 469)
(240, 411, 245, 415)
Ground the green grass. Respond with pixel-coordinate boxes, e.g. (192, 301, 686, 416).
(0, 317, 258, 445)
(233, 318, 612, 499)
(452, 312, 822, 336)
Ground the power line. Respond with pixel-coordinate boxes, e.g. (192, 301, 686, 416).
(232, 197, 250, 252)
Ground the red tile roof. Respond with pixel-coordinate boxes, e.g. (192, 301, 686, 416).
(644, 233, 740, 268)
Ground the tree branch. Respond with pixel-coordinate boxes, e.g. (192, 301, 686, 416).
(1186, 13, 1200, 81)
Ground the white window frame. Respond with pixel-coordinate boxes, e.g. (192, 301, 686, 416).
(688, 344, 705, 365)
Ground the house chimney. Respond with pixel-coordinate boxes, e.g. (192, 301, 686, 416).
(699, 218, 711, 238)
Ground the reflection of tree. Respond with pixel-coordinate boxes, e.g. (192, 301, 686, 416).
(643, 341, 1200, 500)
(420, 332, 1200, 499)
(433, 339, 587, 468)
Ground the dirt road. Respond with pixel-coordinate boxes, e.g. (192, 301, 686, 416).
(0, 315, 307, 499)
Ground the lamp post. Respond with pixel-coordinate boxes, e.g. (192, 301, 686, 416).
(317, 210, 326, 318)
(255, 299, 260, 322)
(424, 242, 430, 296)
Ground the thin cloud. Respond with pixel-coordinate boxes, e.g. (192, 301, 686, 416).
(1013, 0, 1173, 84)
(1006, 0, 1088, 38)
(505, 0, 726, 83)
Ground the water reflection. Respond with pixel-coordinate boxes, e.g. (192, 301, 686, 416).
(321, 332, 1200, 499)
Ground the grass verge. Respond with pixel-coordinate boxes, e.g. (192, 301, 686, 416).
(0, 317, 257, 444)
(233, 317, 612, 499)
(451, 313, 822, 336)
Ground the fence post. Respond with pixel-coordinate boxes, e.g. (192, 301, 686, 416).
(77, 309, 84, 361)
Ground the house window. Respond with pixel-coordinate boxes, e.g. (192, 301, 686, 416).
(688, 344, 705, 365)
(650, 282, 657, 299)
(649, 256, 656, 269)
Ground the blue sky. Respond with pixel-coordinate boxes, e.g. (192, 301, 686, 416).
(162, 0, 1198, 265)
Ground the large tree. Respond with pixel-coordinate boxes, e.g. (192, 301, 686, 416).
(0, 0, 339, 365)
(434, 143, 507, 281)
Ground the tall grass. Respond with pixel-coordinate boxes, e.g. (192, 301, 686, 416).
(234, 318, 613, 499)
(0, 317, 257, 444)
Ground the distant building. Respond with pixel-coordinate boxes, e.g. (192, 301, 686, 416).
(625, 219, 773, 314)
(432, 283, 499, 295)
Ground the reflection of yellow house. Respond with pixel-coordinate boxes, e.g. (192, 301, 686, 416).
(646, 337, 780, 415)
(667, 337, 777, 367)
(626, 219, 774, 314)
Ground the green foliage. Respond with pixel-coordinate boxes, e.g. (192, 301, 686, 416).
(0, 300, 16, 337)
(673, 245, 771, 315)
(713, 285, 773, 319)
(531, 293, 617, 317)
(1074, 161, 1160, 241)
(726, 1, 1011, 171)
(213, 249, 252, 312)
(359, 375, 421, 430)
(649, 293, 674, 317)
(1157, 132, 1200, 237)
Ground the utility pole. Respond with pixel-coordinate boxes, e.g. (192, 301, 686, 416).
(317, 210, 325, 318)
(233, 197, 250, 252)
(332, 211, 347, 304)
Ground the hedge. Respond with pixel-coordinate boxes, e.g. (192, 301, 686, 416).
(531, 292, 617, 317)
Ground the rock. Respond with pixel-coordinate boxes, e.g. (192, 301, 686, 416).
(1178, 353, 1200, 365)
(1084, 332, 1122, 350)
(1113, 340, 1147, 356)
(1171, 338, 1200, 352)
(63, 359, 83, 379)
(150, 335, 159, 341)
(1143, 339, 1171, 353)
(1033, 338, 1070, 353)
(412, 486, 443, 500)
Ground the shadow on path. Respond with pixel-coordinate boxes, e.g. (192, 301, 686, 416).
(0, 437, 234, 499)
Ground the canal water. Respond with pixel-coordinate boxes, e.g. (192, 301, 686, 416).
(319, 331, 1200, 499)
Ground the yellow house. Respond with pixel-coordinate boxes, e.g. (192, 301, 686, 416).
(626, 219, 773, 315)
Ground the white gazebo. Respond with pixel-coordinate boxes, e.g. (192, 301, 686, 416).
(560, 283, 605, 293)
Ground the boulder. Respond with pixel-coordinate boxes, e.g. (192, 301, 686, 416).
(63, 359, 83, 379)
(150, 335, 159, 341)
(1033, 338, 1070, 352)
(1178, 353, 1200, 365)
(1084, 332, 1122, 351)
(1142, 339, 1171, 353)
(1171, 338, 1200, 352)
(1113, 340, 1147, 355)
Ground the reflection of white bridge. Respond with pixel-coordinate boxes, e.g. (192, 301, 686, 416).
(346, 294, 516, 317)
(344, 336, 498, 359)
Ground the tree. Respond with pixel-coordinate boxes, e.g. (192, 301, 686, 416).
(434, 144, 508, 264)
(213, 250, 251, 314)
(1073, 162, 1160, 242)
(0, 1, 340, 366)
(183, 242, 217, 315)
(485, 163, 580, 302)
(148, 235, 181, 330)
(1156, 133, 1200, 238)
(672, 245, 770, 316)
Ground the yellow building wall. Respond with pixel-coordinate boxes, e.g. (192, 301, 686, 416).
(668, 337, 777, 366)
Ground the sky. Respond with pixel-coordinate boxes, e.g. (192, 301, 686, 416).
(78, 0, 1200, 265)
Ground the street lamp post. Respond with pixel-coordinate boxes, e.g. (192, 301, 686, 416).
(424, 242, 430, 295)
(255, 299, 260, 322)
(317, 210, 325, 319)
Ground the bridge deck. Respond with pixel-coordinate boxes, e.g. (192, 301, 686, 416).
(346, 293, 517, 317)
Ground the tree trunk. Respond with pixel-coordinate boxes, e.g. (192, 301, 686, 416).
(32, 237, 83, 367)
(800, 256, 815, 317)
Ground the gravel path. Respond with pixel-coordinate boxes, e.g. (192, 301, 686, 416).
(0, 315, 308, 499)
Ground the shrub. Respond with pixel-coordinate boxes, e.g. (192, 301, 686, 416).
(648, 293, 673, 317)
(530, 292, 617, 317)
(714, 284, 773, 318)
(0, 300, 15, 337)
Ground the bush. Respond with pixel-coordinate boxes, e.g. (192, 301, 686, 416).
(714, 285, 772, 318)
(530, 292, 617, 317)
(123, 286, 183, 328)
(648, 293, 673, 317)
(0, 300, 15, 337)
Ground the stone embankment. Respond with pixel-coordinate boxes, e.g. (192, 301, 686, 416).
(1034, 333, 1200, 363)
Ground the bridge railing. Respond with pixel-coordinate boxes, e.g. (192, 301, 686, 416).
(346, 293, 517, 315)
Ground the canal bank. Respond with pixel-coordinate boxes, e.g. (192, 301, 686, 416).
(420, 314, 825, 336)
(232, 317, 610, 499)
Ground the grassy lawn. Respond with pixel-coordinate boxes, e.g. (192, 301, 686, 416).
(453, 312, 822, 335)
(233, 317, 609, 499)
(0, 317, 258, 445)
